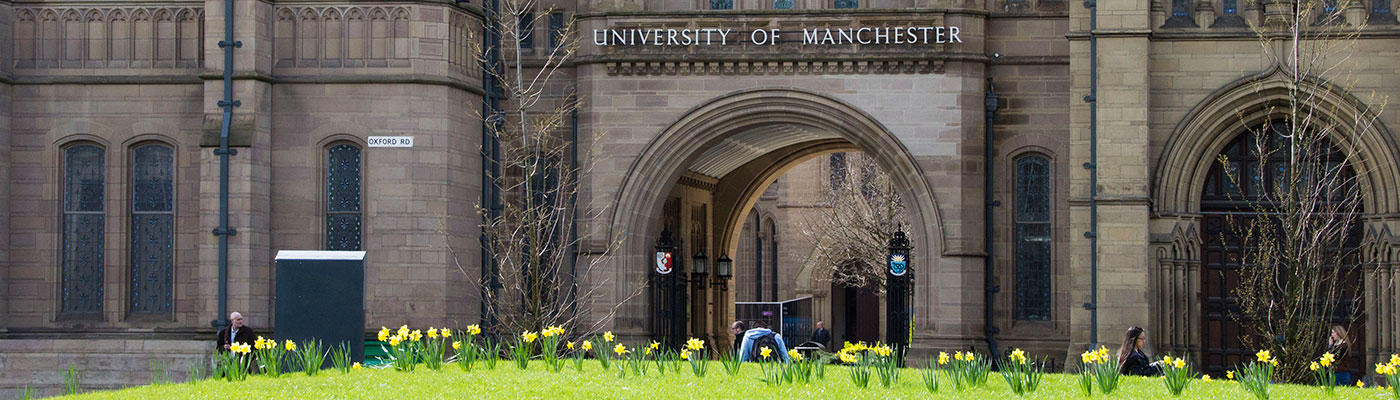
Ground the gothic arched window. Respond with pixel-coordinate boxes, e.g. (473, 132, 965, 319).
(129, 143, 175, 315)
(62, 143, 106, 315)
(326, 143, 363, 251)
(1013, 155, 1052, 321)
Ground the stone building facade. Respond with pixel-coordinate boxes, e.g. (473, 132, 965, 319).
(1, 0, 1399, 395)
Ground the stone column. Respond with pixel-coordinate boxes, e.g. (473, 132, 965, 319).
(0, 1, 11, 329)
(1068, 0, 1155, 361)
(200, 0, 274, 329)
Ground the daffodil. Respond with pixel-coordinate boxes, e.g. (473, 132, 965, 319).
(645, 348, 653, 356)
(453, 341, 462, 350)
(1357, 380, 1365, 388)
(788, 349, 800, 360)
(467, 324, 481, 336)
(1011, 349, 1027, 364)
(1320, 352, 1335, 367)
(1202, 374, 1212, 381)
(567, 341, 575, 350)
(966, 352, 975, 361)
(1255, 349, 1271, 363)
(1173, 359, 1185, 369)
(840, 352, 857, 363)
(650, 341, 660, 350)
(604, 331, 615, 342)
(389, 337, 401, 346)
(523, 331, 537, 343)
(1310, 362, 1319, 371)
(583, 340, 593, 351)
(441, 329, 452, 339)
(427, 328, 438, 339)
(954, 352, 965, 362)
(352, 362, 362, 370)
(938, 352, 949, 365)
(614, 343, 628, 356)
(1270, 359, 1278, 367)
(285, 339, 296, 352)
(1163, 355, 1173, 365)
(377, 327, 390, 342)
(410, 330, 423, 342)
(760, 347, 772, 359)
(680, 349, 690, 360)
(1390, 354, 1399, 366)
(1227, 370, 1235, 380)
(686, 338, 705, 351)
(398, 325, 410, 337)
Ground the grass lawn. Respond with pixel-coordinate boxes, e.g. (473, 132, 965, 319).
(60, 361, 1391, 400)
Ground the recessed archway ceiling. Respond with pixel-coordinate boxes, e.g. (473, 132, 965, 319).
(686, 124, 842, 178)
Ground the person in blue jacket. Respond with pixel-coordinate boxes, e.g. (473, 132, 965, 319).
(737, 320, 788, 362)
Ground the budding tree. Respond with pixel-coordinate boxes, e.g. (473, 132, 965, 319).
(800, 152, 908, 292)
(1220, 0, 1388, 382)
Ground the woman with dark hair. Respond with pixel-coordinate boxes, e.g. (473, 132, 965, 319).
(1117, 326, 1162, 376)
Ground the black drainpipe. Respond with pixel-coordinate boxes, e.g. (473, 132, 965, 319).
(983, 78, 1000, 357)
(568, 96, 579, 319)
(211, 0, 241, 331)
(1082, 0, 1100, 348)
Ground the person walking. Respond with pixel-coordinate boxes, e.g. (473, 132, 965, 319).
(810, 321, 831, 349)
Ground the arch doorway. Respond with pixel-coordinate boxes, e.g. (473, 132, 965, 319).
(609, 89, 944, 350)
(1198, 121, 1365, 375)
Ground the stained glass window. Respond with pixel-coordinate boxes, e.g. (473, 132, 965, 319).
(711, 0, 734, 10)
(548, 12, 565, 50)
(774, 0, 794, 9)
(62, 144, 105, 315)
(835, 0, 858, 8)
(326, 144, 362, 251)
(1014, 155, 1051, 321)
(1377, 0, 1393, 15)
(130, 144, 174, 315)
(1172, 0, 1189, 17)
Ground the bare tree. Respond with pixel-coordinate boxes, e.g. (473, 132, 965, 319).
(441, 0, 635, 337)
(800, 152, 909, 292)
(1219, 0, 1388, 382)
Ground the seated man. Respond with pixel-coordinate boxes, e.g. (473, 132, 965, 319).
(737, 321, 788, 362)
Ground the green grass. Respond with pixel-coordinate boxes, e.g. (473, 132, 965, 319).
(59, 362, 1389, 399)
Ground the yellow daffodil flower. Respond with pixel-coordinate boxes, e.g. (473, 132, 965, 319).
(645, 348, 653, 356)
(583, 340, 593, 351)
(680, 349, 690, 360)
(442, 329, 452, 339)
(954, 352, 965, 362)
(687, 338, 705, 351)
(1227, 370, 1234, 380)
(377, 327, 389, 342)
(468, 324, 481, 336)
(453, 341, 462, 350)
(523, 331, 537, 343)
(614, 343, 628, 355)
(1379, 363, 1391, 375)
(389, 337, 401, 346)
(1320, 352, 1335, 367)
(650, 341, 660, 350)
(410, 330, 423, 342)
(938, 352, 949, 365)
(840, 352, 857, 364)
(352, 362, 362, 370)
(760, 347, 772, 359)
(1202, 374, 1212, 382)
(285, 340, 296, 352)
(1011, 349, 1027, 364)
(967, 352, 976, 361)
(567, 341, 575, 350)
(427, 328, 438, 339)
(788, 349, 800, 359)
(1390, 354, 1399, 366)
(604, 331, 615, 342)
(1173, 359, 1185, 369)
(1255, 349, 1271, 363)
(1310, 362, 1319, 371)
(791, 352, 804, 362)
(398, 325, 410, 337)
(1163, 355, 1173, 365)
(1358, 380, 1365, 388)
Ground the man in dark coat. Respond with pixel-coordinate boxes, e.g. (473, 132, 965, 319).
(811, 321, 831, 349)
(216, 311, 256, 353)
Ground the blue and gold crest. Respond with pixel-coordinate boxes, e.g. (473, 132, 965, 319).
(889, 254, 907, 276)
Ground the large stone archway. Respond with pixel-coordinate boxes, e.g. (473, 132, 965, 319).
(600, 87, 951, 345)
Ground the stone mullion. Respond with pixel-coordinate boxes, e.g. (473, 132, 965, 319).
(1185, 256, 1200, 360)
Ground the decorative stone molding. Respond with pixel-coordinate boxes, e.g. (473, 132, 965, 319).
(604, 59, 941, 76)
(273, 5, 413, 69)
(14, 6, 204, 70)
(1362, 224, 1400, 368)
(1151, 220, 1201, 359)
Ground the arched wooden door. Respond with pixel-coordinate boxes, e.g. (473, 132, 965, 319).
(1198, 122, 1365, 376)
